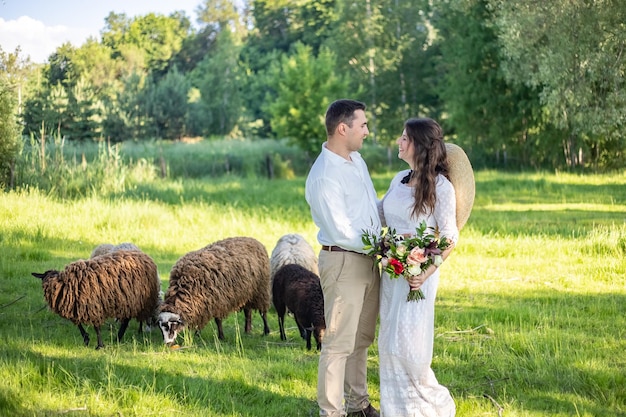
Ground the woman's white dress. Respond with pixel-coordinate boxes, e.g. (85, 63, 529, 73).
(378, 170, 459, 417)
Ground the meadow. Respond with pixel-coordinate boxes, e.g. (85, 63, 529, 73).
(1, 139, 625, 416)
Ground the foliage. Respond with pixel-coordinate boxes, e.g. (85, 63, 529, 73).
(0, 77, 21, 188)
(104, 12, 191, 74)
(191, 30, 244, 137)
(6, 0, 626, 170)
(265, 42, 349, 155)
(492, 0, 626, 169)
(144, 67, 190, 139)
(10, 138, 315, 196)
(12, 135, 158, 199)
(101, 72, 147, 142)
(434, 0, 544, 168)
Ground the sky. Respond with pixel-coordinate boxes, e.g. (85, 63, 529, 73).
(0, 0, 203, 64)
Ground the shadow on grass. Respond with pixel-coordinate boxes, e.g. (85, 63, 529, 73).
(475, 175, 626, 204)
(7, 346, 318, 417)
(111, 176, 310, 213)
(2, 283, 625, 416)
(435, 291, 626, 416)
(98, 174, 626, 240)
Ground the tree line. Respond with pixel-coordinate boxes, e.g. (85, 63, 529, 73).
(1, 0, 624, 185)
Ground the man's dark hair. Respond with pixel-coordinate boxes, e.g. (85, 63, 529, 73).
(325, 99, 366, 136)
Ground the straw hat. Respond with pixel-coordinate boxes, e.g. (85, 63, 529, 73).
(445, 143, 475, 230)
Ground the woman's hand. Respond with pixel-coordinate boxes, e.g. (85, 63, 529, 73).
(406, 273, 426, 290)
(406, 264, 437, 289)
(405, 238, 456, 289)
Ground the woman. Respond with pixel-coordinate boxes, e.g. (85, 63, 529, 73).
(378, 117, 458, 417)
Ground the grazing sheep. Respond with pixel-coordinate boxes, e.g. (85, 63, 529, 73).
(32, 250, 161, 349)
(90, 242, 163, 330)
(270, 234, 319, 282)
(272, 264, 326, 351)
(90, 242, 141, 258)
(158, 236, 271, 345)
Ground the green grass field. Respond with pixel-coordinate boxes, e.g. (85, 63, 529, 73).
(1, 164, 625, 416)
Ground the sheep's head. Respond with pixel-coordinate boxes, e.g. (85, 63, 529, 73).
(31, 271, 58, 281)
(157, 312, 185, 345)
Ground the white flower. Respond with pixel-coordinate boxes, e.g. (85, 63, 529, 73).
(407, 264, 422, 276)
(433, 255, 444, 267)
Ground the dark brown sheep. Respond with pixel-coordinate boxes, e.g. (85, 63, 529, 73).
(272, 263, 325, 351)
(32, 250, 161, 350)
(158, 236, 271, 345)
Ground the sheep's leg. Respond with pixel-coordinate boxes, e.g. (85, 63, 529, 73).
(294, 318, 312, 350)
(315, 329, 323, 351)
(293, 316, 306, 339)
(277, 313, 286, 341)
(94, 325, 104, 350)
(214, 317, 225, 340)
(243, 308, 252, 333)
(259, 311, 270, 336)
(274, 302, 287, 340)
(304, 328, 312, 351)
(77, 323, 90, 346)
(117, 318, 130, 342)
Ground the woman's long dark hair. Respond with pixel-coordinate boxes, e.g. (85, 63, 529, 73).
(404, 118, 450, 220)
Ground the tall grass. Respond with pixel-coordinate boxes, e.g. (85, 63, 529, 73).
(10, 136, 404, 197)
(0, 142, 625, 416)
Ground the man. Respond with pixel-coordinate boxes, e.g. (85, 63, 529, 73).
(305, 99, 381, 417)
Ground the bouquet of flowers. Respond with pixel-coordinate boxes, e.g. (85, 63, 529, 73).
(362, 221, 451, 302)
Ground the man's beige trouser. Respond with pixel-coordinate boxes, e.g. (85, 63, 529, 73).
(317, 251, 380, 417)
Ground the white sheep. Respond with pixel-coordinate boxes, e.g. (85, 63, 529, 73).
(32, 250, 161, 349)
(157, 236, 271, 345)
(269, 233, 318, 284)
(90, 242, 141, 258)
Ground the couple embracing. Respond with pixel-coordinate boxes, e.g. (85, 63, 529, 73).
(305, 99, 474, 417)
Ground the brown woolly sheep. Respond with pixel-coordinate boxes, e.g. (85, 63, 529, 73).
(157, 236, 271, 345)
(32, 250, 161, 350)
(269, 234, 319, 284)
(90, 242, 163, 330)
(272, 263, 325, 351)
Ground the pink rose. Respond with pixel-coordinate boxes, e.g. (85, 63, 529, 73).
(407, 247, 428, 265)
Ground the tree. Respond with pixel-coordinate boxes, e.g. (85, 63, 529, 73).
(373, 0, 441, 140)
(241, 0, 336, 136)
(434, 0, 543, 168)
(65, 78, 101, 141)
(192, 30, 243, 137)
(171, 25, 219, 74)
(265, 42, 349, 155)
(493, 0, 626, 168)
(144, 67, 190, 139)
(323, 0, 437, 142)
(196, 0, 246, 36)
(0, 76, 20, 188)
(102, 11, 191, 77)
(0, 46, 34, 121)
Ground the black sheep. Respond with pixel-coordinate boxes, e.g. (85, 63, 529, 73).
(272, 263, 325, 351)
